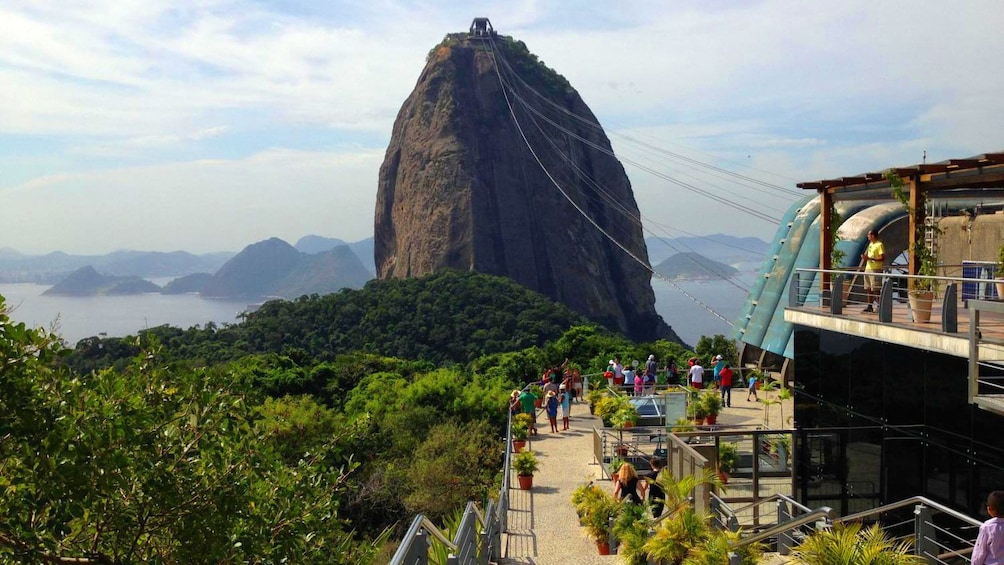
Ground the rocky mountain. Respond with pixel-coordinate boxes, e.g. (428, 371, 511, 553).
(43, 266, 161, 296)
(653, 252, 739, 280)
(374, 33, 680, 343)
(201, 238, 372, 300)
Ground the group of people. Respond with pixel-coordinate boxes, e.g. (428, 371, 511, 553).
(602, 355, 666, 396)
(613, 458, 667, 517)
(509, 360, 583, 434)
(687, 355, 759, 405)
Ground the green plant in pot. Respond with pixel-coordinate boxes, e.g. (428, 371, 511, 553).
(671, 417, 695, 434)
(693, 401, 709, 425)
(572, 482, 603, 522)
(595, 393, 630, 427)
(700, 391, 722, 425)
(612, 500, 651, 564)
(718, 442, 739, 484)
(513, 449, 539, 490)
(529, 383, 544, 407)
(581, 488, 622, 555)
(511, 420, 529, 452)
(888, 169, 940, 321)
(611, 406, 639, 429)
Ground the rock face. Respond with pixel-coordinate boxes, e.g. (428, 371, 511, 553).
(375, 34, 680, 342)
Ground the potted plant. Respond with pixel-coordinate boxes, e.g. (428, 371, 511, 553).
(608, 456, 626, 481)
(511, 420, 528, 453)
(571, 482, 603, 522)
(595, 393, 630, 427)
(529, 383, 544, 408)
(700, 391, 723, 425)
(586, 386, 606, 415)
(693, 401, 708, 426)
(671, 417, 695, 434)
(791, 522, 924, 564)
(612, 406, 639, 429)
(996, 241, 1004, 300)
(888, 170, 940, 322)
(718, 442, 739, 484)
(581, 488, 621, 555)
(612, 500, 650, 563)
(513, 449, 539, 490)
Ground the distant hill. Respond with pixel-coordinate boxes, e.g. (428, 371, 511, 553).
(646, 234, 769, 266)
(43, 266, 161, 296)
(294, 235, 346, 255)
(0, 249, 234, 283)
(653, 252, 739, 280)
(201, 238, 373, 300)
(295, 235, 375, 276)
(161, 272, 213, 294)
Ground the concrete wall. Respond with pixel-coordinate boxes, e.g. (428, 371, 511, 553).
(938, 212, 1004, 272)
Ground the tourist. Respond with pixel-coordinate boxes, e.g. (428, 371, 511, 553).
(517, 387, 538, 435)
(668, 359, 680, 385)
(508, 389, 521, 415)
(642, 457, 666, 518)
(543, 374, 559, 398)
(689, 360, 704, 390)
(613, 462, 642, 504)
(643, 369, 656, 396)
(861, 229, 885, 313)
(623, 365, 636, 395)
(712, 354, 725, 386)
(571, 367, 583, 403)
(545, 390, 560, 433)
(746, 372, 759, 402)
(613, 357, 625, 389)
(646, 354, 658, 376)
(719, 363, 734, 407)
(604, 361, 615, 388)
(973, 490, 1004, 565)
(558, 383, 571, 430)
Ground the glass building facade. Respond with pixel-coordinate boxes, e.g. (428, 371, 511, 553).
(793, 326, 1004, 518)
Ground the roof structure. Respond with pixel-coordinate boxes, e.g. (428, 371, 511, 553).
(796, 152, 1004, 194)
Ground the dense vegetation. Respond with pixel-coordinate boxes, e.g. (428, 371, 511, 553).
(2, 270, 710, 562)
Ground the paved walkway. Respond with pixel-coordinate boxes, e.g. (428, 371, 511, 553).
(500, 390, 794, 563)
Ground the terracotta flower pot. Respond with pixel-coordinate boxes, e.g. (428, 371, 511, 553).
(718, 470, 730, 484)
(596, 541, 611, 555)
(615, 445, 628, 457)
(517, 474, 533, 490)
(706, 414, 717, 425)
(512, 439, 526, 453)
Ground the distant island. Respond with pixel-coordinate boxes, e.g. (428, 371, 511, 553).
(43, 266, 161, 296)
(653, 252, 739, 280)
(645, 234, 768, 266)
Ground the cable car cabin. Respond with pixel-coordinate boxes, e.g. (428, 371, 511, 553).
(469, 17, 495, 38)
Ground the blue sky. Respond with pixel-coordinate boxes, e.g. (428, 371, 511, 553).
(2, 0, 1003, 254)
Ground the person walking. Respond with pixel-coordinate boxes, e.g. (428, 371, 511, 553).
(719, 363, 734, 407)
(623, 365, 637, 395)
(973, 490, 1004, 565)
(861, 229, 885, 313)
(746, 371, 759, 402)
(643, 457, 667, 518)
(558, 383, 571, 430)
(517, 387, 538, 435)
(613, 357, 625, 389)
(545, 390, 559, 433)
(614, 462, 642, 504)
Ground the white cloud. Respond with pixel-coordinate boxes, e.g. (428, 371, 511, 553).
(0, 147, 384, 254)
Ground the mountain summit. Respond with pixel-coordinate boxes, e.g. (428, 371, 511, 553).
(374, 32, 680, 343)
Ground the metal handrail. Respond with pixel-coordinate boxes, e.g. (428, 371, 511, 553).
(727, 492, 813, 517)
(834, 495, 981, 528)
(730, 507, 834, 550)
(796, 266, 999, 286)
(387, 514, 459, 565)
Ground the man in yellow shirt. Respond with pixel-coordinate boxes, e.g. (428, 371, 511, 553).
(861, 230, 885, 312)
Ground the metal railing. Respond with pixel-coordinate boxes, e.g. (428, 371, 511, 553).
(388, 410, 513, 564)
(790, 267, 1004, 331)
(969, 299, 1004, 415)
(834, 496, 983, 563)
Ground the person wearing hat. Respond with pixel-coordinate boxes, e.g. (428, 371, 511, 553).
(545, 390, 560, 433)
(712, 354, 725, 387)
(558, 383, 571, 430)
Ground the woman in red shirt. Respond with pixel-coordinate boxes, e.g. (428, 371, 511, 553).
(719, 363, 734, 408)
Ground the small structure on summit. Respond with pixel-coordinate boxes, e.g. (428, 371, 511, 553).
(469, 17, 495, 38)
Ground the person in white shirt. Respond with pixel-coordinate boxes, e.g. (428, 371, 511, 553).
(973, 490, 1004, 565)
(689, 363, 704, 390)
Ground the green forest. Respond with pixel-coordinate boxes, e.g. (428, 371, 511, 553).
(1, 270, 708, 563)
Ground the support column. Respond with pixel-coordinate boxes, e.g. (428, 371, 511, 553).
(908, 177, 924, 286)
(819, 189, 833, 294)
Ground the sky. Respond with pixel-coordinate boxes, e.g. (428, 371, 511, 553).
(2, 0, 1003, 255)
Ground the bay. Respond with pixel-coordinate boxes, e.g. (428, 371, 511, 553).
(0, 283, 246, 345)
(0, 273, 757, 348)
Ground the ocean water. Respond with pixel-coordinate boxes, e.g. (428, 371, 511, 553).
(0, 274, 755, 347)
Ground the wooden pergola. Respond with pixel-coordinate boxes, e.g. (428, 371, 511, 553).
(797, 152, 1004, 289)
